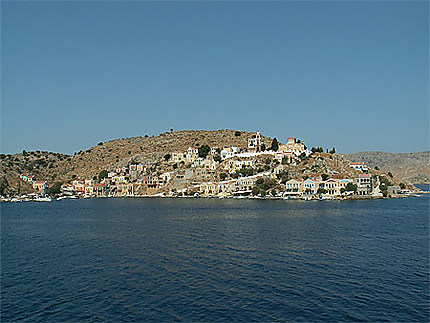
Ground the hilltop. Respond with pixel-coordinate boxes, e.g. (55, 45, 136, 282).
(343, 151, 430, 184)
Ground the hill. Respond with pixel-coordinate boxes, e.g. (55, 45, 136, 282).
(1, 130, 273, 194)
(342, 151, 430, 184)
(2, 130, 425, 196)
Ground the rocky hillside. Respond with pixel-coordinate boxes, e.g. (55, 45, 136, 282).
(343, 151, 430, 184)
(2, 129, 423, 195)
(1, 130, 272, 194)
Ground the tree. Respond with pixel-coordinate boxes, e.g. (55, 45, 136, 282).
(329, 147, 336, 154)
(49, 181, 63, 195)
(252, 186, 260, 196)
(270, 138, 279, 151)
(239, 167, 255, 177)
(213, 155, 222, 163)
(234, 131, 241, 136)
(98, 170, 108, 181)
(219, 173, 227, 181)
(344, 182, 357, 193)
(164, 154, 171, 162)
(317, 187, 327, 195)
(281, 156, 289, 165)
(388, 172, 393, 178)
(261, 143, 266, 151)
(198, 144, 211, 159)
(170, 128, 173, 132)
(321, 174, 329, 181)
(277, 172, 290, 184)
(375, 166, 379, 170)
(400, 183, 406, 189)
(379, 176, 392, 187)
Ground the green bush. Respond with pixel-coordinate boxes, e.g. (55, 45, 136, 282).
(98, 170, 108, 181)
(239, 167, 255, 177)
(49, 181, 63, 195)
(344, 182, 357, 192)
(270, 138, 279, 151)
(198, 145, 211, 159)
(317, 187, 327, 195)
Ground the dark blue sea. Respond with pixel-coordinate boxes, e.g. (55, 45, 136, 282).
(1, 193, 429, 322)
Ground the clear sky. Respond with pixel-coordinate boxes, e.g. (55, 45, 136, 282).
(1, 1, 428, 155)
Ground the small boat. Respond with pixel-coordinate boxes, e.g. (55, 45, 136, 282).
(69, 196, 78, 199)
(56, 196, 67, 201)
(11, 198, 20, 203)
(412, 194, 422, 198)
(35, 197, 52, 202)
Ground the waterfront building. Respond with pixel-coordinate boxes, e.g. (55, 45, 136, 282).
(235, 177, 255, 193)
(303, 178, 319, 195)
(354, 174, 373, 195)
(84, 185, 94, 196)
(322, 178, 352, 196)
(33, 181, 48, 195)
(94, 183, 108, 197)
(285, 179, 304, 194)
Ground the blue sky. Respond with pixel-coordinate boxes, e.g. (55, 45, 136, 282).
(1, 1, 428, 155)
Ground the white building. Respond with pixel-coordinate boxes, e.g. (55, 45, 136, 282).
(349, 162, 368, 172)
(248, 131, 262, 152)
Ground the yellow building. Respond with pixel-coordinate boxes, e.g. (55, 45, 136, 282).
(33, 181, 48, 195)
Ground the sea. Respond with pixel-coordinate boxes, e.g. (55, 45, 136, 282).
(1, 187, 429, 322)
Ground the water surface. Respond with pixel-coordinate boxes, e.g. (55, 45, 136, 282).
(2, 197, 429, 322)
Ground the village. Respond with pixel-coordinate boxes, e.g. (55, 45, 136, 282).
(10, 131, 420, 202)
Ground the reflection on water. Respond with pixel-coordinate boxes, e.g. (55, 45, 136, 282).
(2, 197, 429, 322)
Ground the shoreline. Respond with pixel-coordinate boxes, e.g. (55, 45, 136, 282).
(2, 191, 428, 203)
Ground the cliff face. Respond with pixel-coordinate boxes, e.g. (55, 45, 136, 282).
(342, 151, 430, 184)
